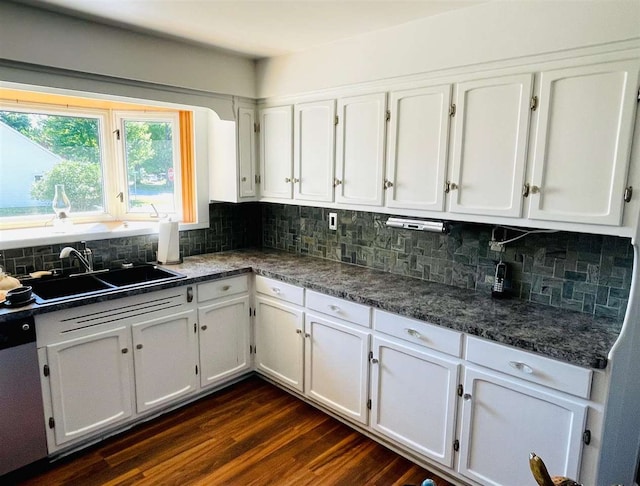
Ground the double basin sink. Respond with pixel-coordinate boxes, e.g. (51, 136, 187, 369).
(22, 264, 186, 304)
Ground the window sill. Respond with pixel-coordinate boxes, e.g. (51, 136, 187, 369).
(0, 220, 206, 251)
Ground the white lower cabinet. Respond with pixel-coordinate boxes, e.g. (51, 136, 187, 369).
(254, 295, 305, 392)
(370, 336, 460, 468)
(131, 309, 199, 413)
(304, 313, 370, 425)
(41, 326, 134, 448)
(198, 295, 251, 389)
(457, 366, 588, 486)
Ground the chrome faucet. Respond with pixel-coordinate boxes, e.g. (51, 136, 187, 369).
(60, 242, 94, 273)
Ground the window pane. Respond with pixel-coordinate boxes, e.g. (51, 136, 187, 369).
(123, 120, 177, 215)
(0, 110, 105, 218)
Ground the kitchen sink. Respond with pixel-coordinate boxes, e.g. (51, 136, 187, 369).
(23, 264, 186, 303)
(97, 265, 183, 287)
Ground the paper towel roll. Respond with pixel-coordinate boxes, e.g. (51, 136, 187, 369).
(157, 220, 181, 264)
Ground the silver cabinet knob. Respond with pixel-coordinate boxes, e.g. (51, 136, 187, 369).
(463, 393, 472, 401)
(333, 178, 342, 187)
(384, 179, 394, 189)
(445, 181, 458, 193)
(285, 177, 292, 183)
(201, 325, 208, 331)
(136, 344, 143, 350)
(22, 323, 31, 331)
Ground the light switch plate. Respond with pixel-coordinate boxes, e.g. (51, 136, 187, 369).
(328, 212, 337, 230)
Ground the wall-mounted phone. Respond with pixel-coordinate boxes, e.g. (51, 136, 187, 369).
(492, 260, 508, 298)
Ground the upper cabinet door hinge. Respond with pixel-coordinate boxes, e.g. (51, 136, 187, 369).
(637, 86, 640, 101)
(453, 439, 459, 452)
(335, 115, 339, 125)
(43, 364, 50, 377)
(530, 96, 538, 111)
(48, 417, 55, 429)
(386, 110, 391, 122)
(255, 174, 261, 184)
(457, 384, 463, 397)
(448, 104, 456, 117)
(113, 128, 121, 140)
(367, 399, 372, 410)
(254, 122, 260, 133)
(624, 186, 633, 203)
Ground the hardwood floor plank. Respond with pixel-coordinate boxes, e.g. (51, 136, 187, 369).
(11, 376, 454, 486)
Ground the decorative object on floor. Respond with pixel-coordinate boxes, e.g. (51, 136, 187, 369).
(529, 452, 581, 486)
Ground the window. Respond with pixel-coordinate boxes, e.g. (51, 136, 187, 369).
(0, 88, 195, 230)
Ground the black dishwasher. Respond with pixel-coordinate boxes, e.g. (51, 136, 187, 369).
(0, 316, 48, 476)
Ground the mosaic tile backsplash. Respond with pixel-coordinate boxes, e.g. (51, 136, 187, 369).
(1, 201, 633, 321)
(0, 202, 261, 276)
(262, 204, 633, 321)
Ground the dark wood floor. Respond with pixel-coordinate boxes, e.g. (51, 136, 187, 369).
(12, 376, 454, 486)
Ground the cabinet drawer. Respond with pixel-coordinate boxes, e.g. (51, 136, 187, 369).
(306, 290, 371, 328)
(197, 275, 248, 303)
(373, 310, 462, 357)
(465, 336, 592, 399)
(255, 275, 304, 306)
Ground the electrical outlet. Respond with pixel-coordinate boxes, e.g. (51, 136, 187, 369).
(328, 212, 337, 230)
(489, 241, 505, 252)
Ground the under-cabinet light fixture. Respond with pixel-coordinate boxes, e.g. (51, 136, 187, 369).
(386, 218, 449, 234)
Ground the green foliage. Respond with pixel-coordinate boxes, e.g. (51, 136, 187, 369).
(31, 160, 103, 212)
(40, 116, 100, 163)
(0, 111, 37, 138)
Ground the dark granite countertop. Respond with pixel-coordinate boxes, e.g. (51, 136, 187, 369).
(1, 248, 621, 369)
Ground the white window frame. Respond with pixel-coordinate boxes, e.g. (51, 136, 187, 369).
(113, 111, 183, 222)
(0, 101, 115, 227)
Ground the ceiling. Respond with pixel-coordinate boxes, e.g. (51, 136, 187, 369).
(28, 0, 488, 59)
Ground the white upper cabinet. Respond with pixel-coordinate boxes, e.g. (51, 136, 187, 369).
(293, 100, 336, 202)
(385, 85, 452, 212)
(259, 105, 293, 199)
(335, 93, 387, 206)
(237, 107, 258, 199)
(448, 73, 533, 218)
(526, 59, 640, 225)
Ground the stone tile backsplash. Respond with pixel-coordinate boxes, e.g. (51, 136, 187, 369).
(0, 202, 261, 276)
(1, 201, 633, 321)
(262, 204, 633, 321)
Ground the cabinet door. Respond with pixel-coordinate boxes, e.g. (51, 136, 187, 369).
(293, 100, 336, 202)
(527, 59, 640, 225)
(259, 105, 293, 199)
(370, 337, 460, 468)
(46, 326, 133, 446)
(304, 313, 370, 424)
(335, 93, 387, 206)
(458, 366, 587, 486)
(132, 309, 198, 413)
(198, 295, 251, 388)
(449, 74, 533, 217)
(386, 85, 451, 211)
(238, 107, 258, 199)
(254, 296, 304, 392)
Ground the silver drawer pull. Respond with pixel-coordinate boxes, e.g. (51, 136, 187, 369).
(405, 328, 426, 341)
(271, 287, 281, 294)
(328, 305, 340, 313)
(509, 361, 533, 374)
(221, 285, 231, 291)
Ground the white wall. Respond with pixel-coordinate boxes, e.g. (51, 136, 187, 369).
(0, 1, 256, 99)
(256, 0, 640, 98)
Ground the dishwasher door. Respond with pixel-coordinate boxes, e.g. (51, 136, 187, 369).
(0, 340, 48, 475)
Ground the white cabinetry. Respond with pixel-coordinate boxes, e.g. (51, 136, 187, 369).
(209, 105, 258, 203)
(370, 311, 461, 468)
(259, 105, 293, 199)
(304, 291, 371, 425)
(237, 107, 258, 199)
(254, 277, 305, 392)
(40, 326, 133, 449)
(385, 85, 452, 212)
(335, 93, 387, 206)
(197, 276, 251, 389)
(526, 59, 640, 225)
(448, 73, 533, 217)
(131, 308, 198, 413)
(293, 100, 336, 202)
(36, 286, 194, 453)
(457, 366, 587, 486)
